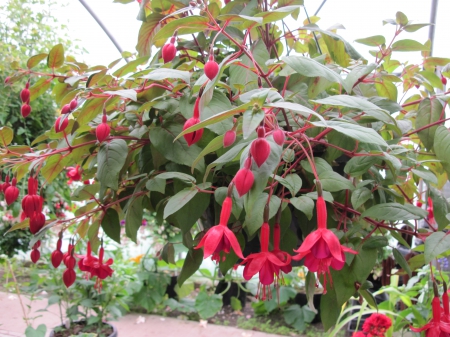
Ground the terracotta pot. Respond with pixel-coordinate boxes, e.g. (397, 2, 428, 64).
(49, 321, 118, 337)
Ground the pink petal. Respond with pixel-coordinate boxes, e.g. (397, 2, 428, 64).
(294, 230, 321, 254)
(311, 237, 331, 259)
(243, 256, 265, 280)
(321, 229, 344, 262)
(224, 228, 244, 258)
(259, 262, 275, 285)
(202, 227, 225, 258)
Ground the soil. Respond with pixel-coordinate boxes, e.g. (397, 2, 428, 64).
(52, 321, 113, 337)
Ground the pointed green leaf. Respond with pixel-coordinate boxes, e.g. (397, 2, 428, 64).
(27, 53, 48, 69)
(362, 203, 427, 221)
(178, 248, 203, 286)
(393, 248, 412, 277)
(102, 208, 121, 244)
(47, 44, 64, 68)
(355, 35, 385, 47)
(290, 196, 314, 220)
(97, 139, 128, 190)
(0, 126, 14, 147)
(424, 232, 450, 264)
(164, 188, 198, 219)
(351, 187, 372, 210)
(416, 98, 443, 150)
(283, 55, 343, 85)
(392, 39, 429, 52)
(318, 171, 354, 192)
(125, 195, 144, 243)
(154, 16, 210, 40)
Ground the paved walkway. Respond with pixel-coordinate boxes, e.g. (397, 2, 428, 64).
(0, 292, 282, 337)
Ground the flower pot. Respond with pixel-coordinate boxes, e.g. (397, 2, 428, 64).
(49, 321, 118, 337)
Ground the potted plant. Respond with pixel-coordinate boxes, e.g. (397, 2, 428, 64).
(2, 0, 450, 332)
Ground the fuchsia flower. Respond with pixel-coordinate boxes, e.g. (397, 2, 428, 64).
(233, 155, 254, 197)
(66, 165, 82, 184)
(411, 292, 450, 336)
(271, 223, 292, 274)
(204, 55, 219, 80)
(96, 114, 110, 143)
(87, 246, 114, 291)
(223, 130, 236, 148)
(195, 196, 244, 263)
(272, 128, 285, 146)
(293, 195, 357, 293)
(250, 127, 271, 167)
(362, 313, 392, 336)
(427, 196, 435, 225)
(4, 177, 19, 205)
(183, 95, 204, 146)
(241, 221, 291, 300)
(162, 37, 176, 63)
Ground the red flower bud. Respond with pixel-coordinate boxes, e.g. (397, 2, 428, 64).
(63, 268, 76, 288)
(204, 60, 219, 80)
(223, 130, 236, 148)
(5, 185, 19, 205)
(69, 98, 78, 111)
(51, 250, 64, 268)
(55, 116, 69, 133)
(442, 75, 447, 86)
(250, 127, 271, 167)
(4, 76, 11, 84)
(162, 43, 176, 63)
(29, 212, 45, 234)
(66, 165, 82, 182)
(272, 129, 285, 146)
(30, 249, 40, 264)
(61, 104, 71, 114)
(33, 240, 41, 249)
(96, 121, 110, 143)
(224, 0, 231, 3)
(20, 88, 30, 103)
(21, 104, 31, 118)
(22, 195, 43, 217)
(64, 255, 76, 269)
(233, 156, 254, 197)
(183, 117, 203, 146)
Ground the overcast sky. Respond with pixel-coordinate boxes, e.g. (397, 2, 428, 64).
(53, 1, 449, 67)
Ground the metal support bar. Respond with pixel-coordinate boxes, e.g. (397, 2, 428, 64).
(428, 0, 438, 57)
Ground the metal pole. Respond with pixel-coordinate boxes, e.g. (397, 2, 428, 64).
(78, 0, 128, 62)
(314, 0, 328, 16)
(428, 0, 438, 57)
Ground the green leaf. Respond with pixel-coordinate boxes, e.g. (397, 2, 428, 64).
(155, 172, 196, 184)
(151, 124, 205, 172)
(164, 187, 198, 219)
(103, 89, 137, 101)
(136, 13, 164, 57)
(154, 16, 210, 40)
(290, 196, 314, 220)
(404, 23, 431, 32)
(318, 171, 354, 192)
(47, 44, 64, 68)
(72, 184, 100, 201)
(125, 195, 144, 243)
(344, 156, 380, 177)
(301, 157, 332, 175)
(146, 178, 166, 194)
(275, 174, 302, 197)
(312, 95, 392, 123)
(411, 168, 437, 184)
(351, 187, 372, 210)
(283, 55, 343, 85)
(141, 68, 191, 83)
(284, 304, 308, 332)
(230, 296, 242, 311)
(195, 292, 223, 319)
(41, 154, 71, 184)
(266, 101, 326, 123)
(392, 39, 429, 52)
(359, 289, 377, 309)
(393, 248, 412, 277)
(27, 53, 48, 69)
(178, 248, 203, 286)
(254, 5, 301, 24)
(362, 203, 427, 221)
(396, 11, 408, 26)
(429, 187, 450, 231)
(416, 98, 443, 150)
(97, 139, 128, 190)
(354, 35, 386, 47)
(375, 80, 398, 101)
(434, 126, 450, 164)
(29, 77, 52, 101)
(424, 232, 450, 264)
(102, 208, 121, 244)
(312, 120, 388, 147)
(191, 135, 224, 173)
(0, 126, 14, 146)
(25, 324, 47, 337)
(363, 236, 389, 249)
(242, 108, 264, 139)
(112, 56, 149, 77)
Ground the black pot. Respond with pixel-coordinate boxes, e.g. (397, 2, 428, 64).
(49, 321, 118, 337)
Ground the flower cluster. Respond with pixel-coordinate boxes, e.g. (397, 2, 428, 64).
(351, 313, 392, 337)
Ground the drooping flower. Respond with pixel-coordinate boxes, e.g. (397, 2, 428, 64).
(362, 313, 392, 337)
(442, 282, 450, 323)
(195, 196, 244, 263)
(96, 114, 110, 143)
(223, 130, 236, 148)
(54, 116, 69, 133)
(21, 103, 31, 118)
(86, 246, 114, 291)
(162, 37, 176, 63)
(233, 155, 254, 197)
(63, 268, 76, 288)
(204, 56, 219, 80)
(66, 165, 82, 184)
(272, 128, 285, 146)
(411, 292, 450, 337)
(250, 127, 271, 167)
(183, 95, 203, 146)
(4, 178, 19, 205)
(61, 104, 71, 114)
(271, 223, 292, 274)
(22, 176, 43, 218)
(30, 241, 41, 264)
(292, 196, 358, 293)
(427, 196, 435, 225)
(51, 235, 64, 268)
(241, 221, 290, 300)
(29, 212, 45, 234)
(77, 241, 98, 278)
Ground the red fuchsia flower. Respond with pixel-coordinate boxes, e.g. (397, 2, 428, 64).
(292, 195, 358, 294)
(427, 196, 435, 225)
(411, 288, 450, 337)
(69, 98, 78, 111)
(362, 313, 392, 337)
(271, 222, 292, 274)
(22, 176, 43, 218)
(442, 75, 448, 86)
(183, 96, 204, 146)
(77, 241, 98, 278)
(63, 268, 76, 288)
(66, 165, 82, 184)
(30, 241, 41, 264)
(29, 212, 45, 234)
(0, 175, 10, 192)
(272, 128, 285, 146)
(241, 221, 291, 300)
(51, 234, 64, 268)
(195, 195, 244, 263)
(250, 127, 271, 167)
(5, 177, 19, 205)
(89, 246, 114, 291)
(61, 104, 71, 114)
(20, 87, 30, 103)
(233, 155, 254, 197)
(223, 130, 236, 148)
(21, 103, 31, 118)
(442, 283, 450, 323)
(204, 55, 219, 80)
(54, 116, 69, 133)
(162, 37, 176, 63)
(96, 114, 110, 143)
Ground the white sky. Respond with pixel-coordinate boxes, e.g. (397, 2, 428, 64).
(52, 1, 449, 67)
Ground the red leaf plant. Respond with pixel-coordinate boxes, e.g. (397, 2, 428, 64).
(293, 195, 357, 293)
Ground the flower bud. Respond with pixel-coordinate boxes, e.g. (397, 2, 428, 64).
(272, 128, 285, 146)
(96, 122, 110, 143)
(4, 76, 11, 84)
(29, 212, 45, 234)
(30, 249, 40, 264)
(233, 167, 254, 197)
(20, 88, 30, 103)
(69, 98, 78, 111)
(54, 116, 69, 133)
(4, 185, 19, 205)
(22, 195, 43, 217)
(250, 128, 271, 167)
(183, 117, 203, 146)
(442, 75, 447, 86)
(21, 104, 31, 118)
(51, 250, 64, 268)
(204, 60, 219, 80)
(63, 268, 76, 288)
(223, 130, 236, 148)
(61, 104, 71, 114)
(162, 43, 176, 63)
